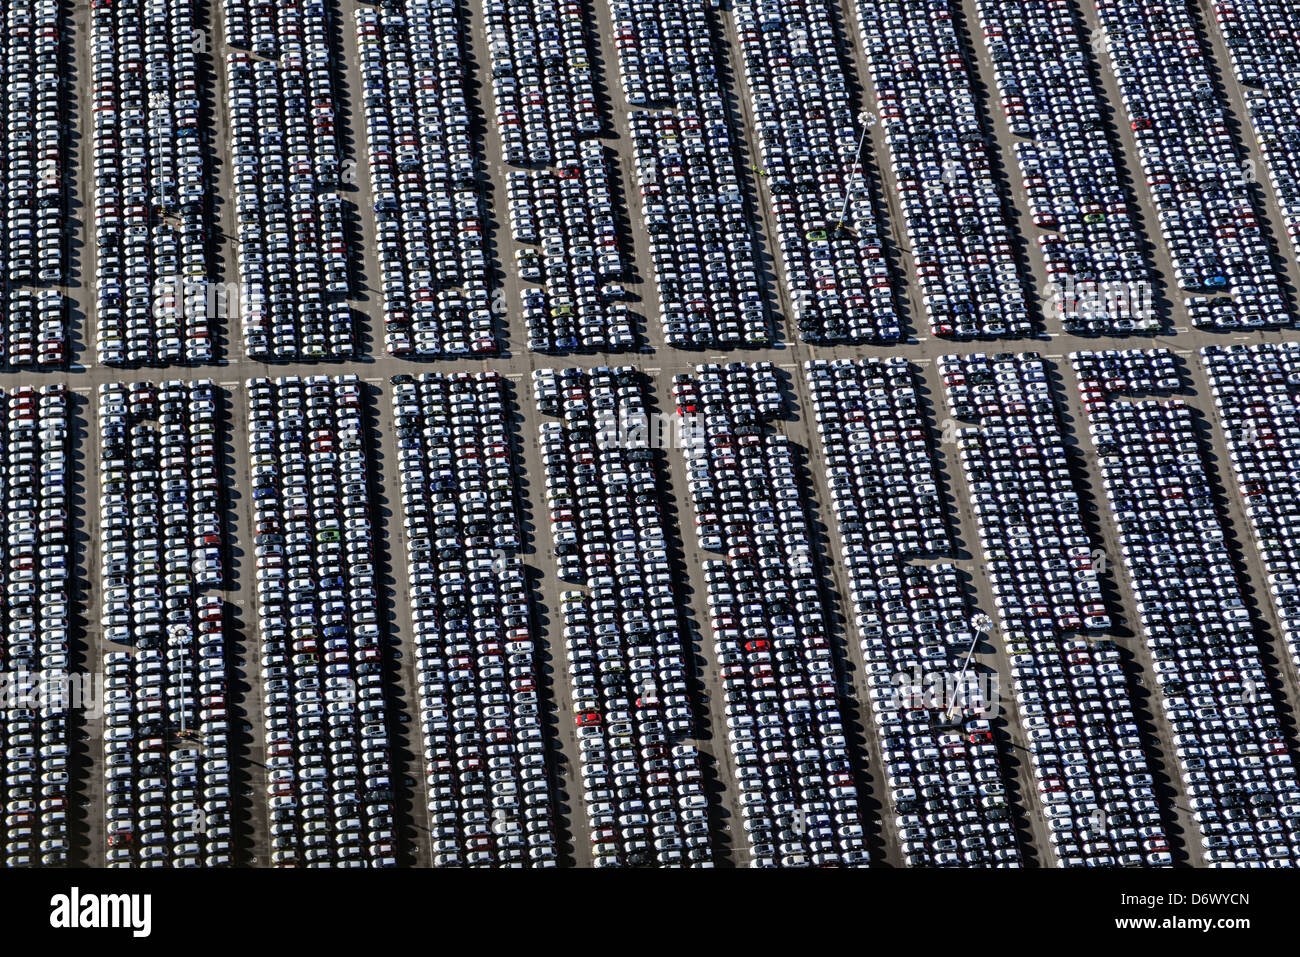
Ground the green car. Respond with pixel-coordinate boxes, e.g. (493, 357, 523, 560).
(806, 229, 828, 241)
(316, 528, 341, 543)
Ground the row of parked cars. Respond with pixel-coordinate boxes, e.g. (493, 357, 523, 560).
(91, 0, 214, 365)
(102, 595, 232, 867)
(357, 4, 496, 358)
(391, 372, 558, 866)
(98, 381, 223, 649)
(3, 290, 64, 368)
(939, 352, 1169, 865)
(607, 0, 704, 108)
(680, 362, 869, 866)
(855, 0, 1032, 340)
(534, 366, 713, 867)
(806, 357, 1021, 866)
(247, 376, 398, 866)
(0, 385, 71, 866)
(485, 0, 628, 351)
(98, 380, 230, 867)
(733, 0, 900, 343)
(484, 0, 628, 353)
(223, 0, 355, 361)
(611, 0, 770, 347)
(485, 0, 601, 166)
(1211, 0, 1300, 266)
(1095, 0, 1289, 330)
(939, 353, 1110, 633)
(974, 0, 1158, 335)
(1, 0, 67, 367)
(1072, 349, 1300, 865)
(629, 108, 768, 347)
(1202, 343, 1300, 674)
(507, 144, 634, 352)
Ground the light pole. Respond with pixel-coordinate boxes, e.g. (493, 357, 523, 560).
(836, 111, 876, 230)
(946, 613, 993, 721)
